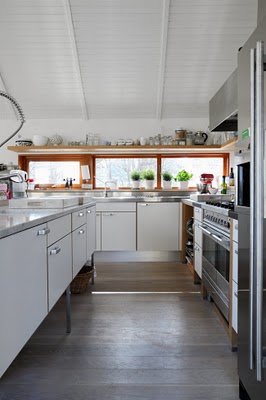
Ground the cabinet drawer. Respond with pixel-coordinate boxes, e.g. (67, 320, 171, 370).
(72, 208, 86, 230)
(72, 223, 87, 278)
(232, 280, 238, 333)
(194, 207, 203, 222)
(96, 202, 136, 212)
(232, 240, 238, 284)
(48, 214, 71, 246)
(232, 220, 238, 242)
(48, 234, 72, 312)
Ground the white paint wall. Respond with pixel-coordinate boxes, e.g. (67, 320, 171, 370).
(0, 118, 210, 164)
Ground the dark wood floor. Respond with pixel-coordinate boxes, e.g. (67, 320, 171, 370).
(0, 262, 239, 400)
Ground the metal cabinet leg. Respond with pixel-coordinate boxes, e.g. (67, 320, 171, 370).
(66, 285, 71, 334)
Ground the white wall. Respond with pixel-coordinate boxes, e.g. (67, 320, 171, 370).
(0, 117, 209, 164)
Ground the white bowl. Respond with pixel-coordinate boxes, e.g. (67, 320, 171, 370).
(209, 187, 218, 194)
(32, 135, 48, 146)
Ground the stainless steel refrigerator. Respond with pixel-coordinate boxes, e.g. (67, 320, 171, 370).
(236, 15, 266, 400)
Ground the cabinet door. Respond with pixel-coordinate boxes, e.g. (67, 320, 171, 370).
(86, 205, 96, 260)
(194, 243, 202, 278)
(102, 212, 136, 251)
(48, 234, 72, 311)
(194, 222, 203, 248)
(95, 212, 102, 250)
(0, 224, 48, 378)
(72, 224, 87, 277)
(137, 203, 180, 251)
(232, 280, 238, 333)
(232, 240, 238, 284)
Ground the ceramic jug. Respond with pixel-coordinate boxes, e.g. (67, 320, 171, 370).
(193, 131, 208, 145)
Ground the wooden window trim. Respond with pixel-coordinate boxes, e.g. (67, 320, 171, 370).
(19, 153, 229, 190)
(19, 154, 93, 189)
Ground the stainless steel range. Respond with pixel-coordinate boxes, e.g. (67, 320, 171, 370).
(199, 199, 234, 321)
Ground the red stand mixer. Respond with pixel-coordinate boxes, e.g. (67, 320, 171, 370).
(197, 173, 214, 193)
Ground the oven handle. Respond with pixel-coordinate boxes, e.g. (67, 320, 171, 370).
(212, 234, 222, 242)
(198, 225, 212, 235)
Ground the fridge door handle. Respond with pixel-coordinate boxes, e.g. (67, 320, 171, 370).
(255, 40, 265, 382)
(249, 46, 255, 372)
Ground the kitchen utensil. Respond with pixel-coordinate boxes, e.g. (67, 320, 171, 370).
(193, 131, 208, 145)
(175, 129, 187, 139)
(32, 135, 48, 146)
(208, 187, 218, 194)
(49, 134, 63, 146)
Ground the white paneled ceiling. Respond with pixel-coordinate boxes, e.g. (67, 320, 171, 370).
(0, 0, 258, 120)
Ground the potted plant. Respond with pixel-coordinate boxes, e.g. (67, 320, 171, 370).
(142, 169, 155, 190)
(161, 171, 173, 189)
(175, 169, 193, 190)
(130, 170, 142, 189)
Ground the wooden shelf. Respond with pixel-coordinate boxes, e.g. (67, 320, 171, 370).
(7, 138, 238, 154)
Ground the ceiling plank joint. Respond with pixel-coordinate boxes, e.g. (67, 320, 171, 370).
(63, 0, 89, 120)
(156, 0, 170, 120)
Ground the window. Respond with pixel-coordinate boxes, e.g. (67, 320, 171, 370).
(95, 157, 157, 187)
(162, 156, 225, 186)
(29, 161, 80, 184)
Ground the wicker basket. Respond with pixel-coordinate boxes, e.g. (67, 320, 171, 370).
(70, 266, 94, 294)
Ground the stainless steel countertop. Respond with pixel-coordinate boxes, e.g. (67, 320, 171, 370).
(0, 202, 96, 239)
(0, 194, 193, 239)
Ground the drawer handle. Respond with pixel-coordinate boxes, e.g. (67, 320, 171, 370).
(235, 249, 238, 255)
(235, 224, 238, 230)
(50, 246, 61, 255)
(87, 210, 91, 213)
(78, 212, 84, 217)
(37, 227, 50, 236)
(79, 229, 85, 234)
(139, 203, 149, 206)
(103, 213, 114, 216)
(234, 291, 238, 298)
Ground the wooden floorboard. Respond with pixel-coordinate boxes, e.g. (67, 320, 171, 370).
(0, 262, 239, 400)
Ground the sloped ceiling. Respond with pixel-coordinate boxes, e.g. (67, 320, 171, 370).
(0, 0, 258, 120)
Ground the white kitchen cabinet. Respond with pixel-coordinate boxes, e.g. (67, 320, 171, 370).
(48, 233, 72, 311)
(96, 212, 102, 250)
(137, 202, 180, 251)
(193, 207, 203, 278)
(232, 280, 238, 333)
(86, 205, 96, 261)
(0, 223, 48, 378)
(72, 224, 87, 277)
(96, 202, 136, 251)
(102, 212, 136, 250)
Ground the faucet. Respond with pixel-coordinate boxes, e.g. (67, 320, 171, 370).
(0, 173, 24, 183)
(0, 172, 25, 199)
(104, 180, 117, 197)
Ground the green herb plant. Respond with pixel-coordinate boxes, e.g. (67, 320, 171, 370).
(162, 171, 173, 182)
(142, 169, 155, 180)
(175, 170, 193, 182)
(130, 170, 142, 181)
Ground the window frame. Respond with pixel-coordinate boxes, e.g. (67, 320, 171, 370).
(19, 154, 93, 189)
(19, 153, 229, 189)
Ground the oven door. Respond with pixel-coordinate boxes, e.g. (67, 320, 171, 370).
(199, 224, 230, 320)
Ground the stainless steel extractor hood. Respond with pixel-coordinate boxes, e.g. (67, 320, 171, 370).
(209, 68, 238, 132)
